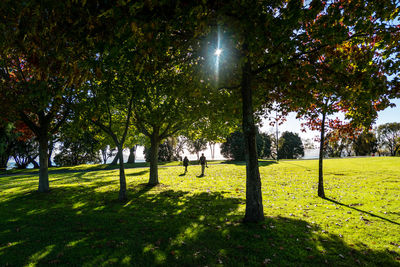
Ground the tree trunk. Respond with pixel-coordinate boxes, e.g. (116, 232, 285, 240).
(127, 146, 136, 164)
(28, 155, 40, 169)
(0, 154, 9, 170)
(318, 112, 326, 198)
(101, 148, 107, 164)
(117, 145, 127, 201)
(241, 52, 264, 223)
(148, 133, 160, 186)
(38, 135, 49, 192)
(48, 138, 54, 167)
(110, 153, 119, 165)
(209, 142, 215, 160)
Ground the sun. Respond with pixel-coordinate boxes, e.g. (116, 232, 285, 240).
(214, 48, 222, 56)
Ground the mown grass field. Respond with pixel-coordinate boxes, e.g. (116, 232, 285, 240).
(0, 157, 399, 266)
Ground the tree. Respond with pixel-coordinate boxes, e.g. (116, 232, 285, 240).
(221, 130, 271, 161)
(353, 131, 378, 156)
(54, 122, 102, 167)
(221, 131, 245, 161)
(11, 138, 38, 169)
(258, 133, 272, 159)
(0, 123, 16, 170)
(127, 134, 147, 164)
(186, 138, 208, 160)
(195, 0, 399, 222)
(278, 132, 304, 159)
(129, 47, 212, 186)
(377, 123, 400, 156)
(144, 139, 181, 162)
(0, 0, 117, 191)
(100, 145, 117, 165)
(82, 53, 134, 201)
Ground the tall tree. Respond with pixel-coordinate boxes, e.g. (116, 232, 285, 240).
(195, 0, 399, 220)
(0, 122, 17, 170)
(82, 53, 134, 201)
(186, 138, 208, 160)
(377, 123, 400, 156)
(278, 132, 304, 159)
(0, 0, 116, 191)
(353, 131, 378, 156)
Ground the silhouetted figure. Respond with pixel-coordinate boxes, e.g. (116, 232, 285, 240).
(183, 156, 189, 173)
(199, 153, 207, 176)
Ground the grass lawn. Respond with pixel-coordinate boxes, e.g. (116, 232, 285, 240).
(0, 157, 399, 266)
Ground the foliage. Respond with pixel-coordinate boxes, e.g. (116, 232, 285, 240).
(0, 157, 399, 266)
(352, 131, 378, 156)
(11, 138, 38, 169)
(0, 123, 16, 169)
(220, 130, 271, 161)
(325, 125, 360, 158)
(377, 122, 400, 156)
(258, 132, 272, 159)
(186, 138, 208, 160)
(0, 0, 118, 191)
(278, 131, 304, 159)
(53, 134, 101, 167)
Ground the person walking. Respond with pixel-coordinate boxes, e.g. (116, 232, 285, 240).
(183, 156, 189, 173)
(199, 153, 207, 176)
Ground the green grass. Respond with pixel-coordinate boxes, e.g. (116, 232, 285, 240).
(0, 157, 399, 266)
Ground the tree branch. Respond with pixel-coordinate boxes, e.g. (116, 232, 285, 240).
(19, 112, 40, 136)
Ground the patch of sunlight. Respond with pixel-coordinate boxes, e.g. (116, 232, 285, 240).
(66, 238, 87, 248)
(103, 257, 118, 264)
(199, 215, 205, 221)
(143, 244, 166, 263)
(143, 243, 155, 253)
(72, 201, 86, 209)
(26, 209, 45, 215)
(154, 251, 167, 264)
(28, 244, 55, 266)
(93, 206, 105, 211)
(0, 241, 23, 251)
(123, 200, 134, 207)
(121, 256, 131, 264)
(218, 248, 227, 256)
(181, 223, 202, 240)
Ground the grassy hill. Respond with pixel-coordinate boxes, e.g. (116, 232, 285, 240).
(0, 157, 399, 266)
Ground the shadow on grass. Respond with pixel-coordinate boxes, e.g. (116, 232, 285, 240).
(221, 160, 277, 167)
(324, 198, 400, 226)
(127, 170, 149, 177)
(1, 186, 399, 266)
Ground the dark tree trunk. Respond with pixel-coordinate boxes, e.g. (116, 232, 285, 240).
(48, 138, 54, 167)
(28, 155, 40, 169)
(117, 145, 127, 201)
(318, 112, 326, 198)
(101, 148, 108, 164)
(148, 133, 160, 186)
(127, 146, 136, 164)
(38, 134, 49, 192)
(110, 153, 119, 165)
(0, 154, 9, 170)
(241, 52, 264, 223)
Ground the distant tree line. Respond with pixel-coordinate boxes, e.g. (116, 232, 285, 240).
(324, 122, 400, 157)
